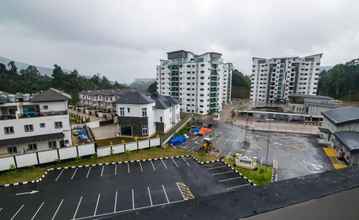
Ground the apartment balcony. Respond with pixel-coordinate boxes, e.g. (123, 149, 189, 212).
(0, 110, 68, 121)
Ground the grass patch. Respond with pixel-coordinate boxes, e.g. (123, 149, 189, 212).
(96, 136, 142, 147)
(224, 157, 272, 186)
(191, 151, 218, 162)
(0, 146, 188, 185)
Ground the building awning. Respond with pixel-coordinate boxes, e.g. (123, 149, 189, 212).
(319, 127, 330, 133)
(0, 133, 64, 146)
(334, 131, 359, 153)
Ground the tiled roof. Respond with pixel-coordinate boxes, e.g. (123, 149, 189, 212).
(322, 106, 359, 125)
(116, 90, 154, 105)
(31, 88, 71, 102)
(334, 131, 359, 152)
(152, 95, 178, 109)
(79, 89, 122, 96)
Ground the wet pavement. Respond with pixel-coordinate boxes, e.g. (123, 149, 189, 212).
(213, 122, 332, 180)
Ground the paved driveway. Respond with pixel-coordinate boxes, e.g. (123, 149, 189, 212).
(213, 122, 332, 180)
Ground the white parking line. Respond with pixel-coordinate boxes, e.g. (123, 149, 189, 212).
(181, 157, 190, 167)
(160, 159, 168, 169)
(208, 165, 226, 170)
(171, 158, 179, 168)
(138, 161, 143, 172)
(114, 191, 118, 212)
(150, 160, 156, 171)
(114, 164, 117, 176)
(71, 168, 78, 180)
(55, 169, 64, 182)
(51, 199, 63, 220)
(10, 204, 24, 220)
(226, 183, 250, 191)
(212, 170, 233, 176)
(131, 189, 135, 210)
(31, 201, 44, 220)
(100, 166, 104, 177)
(147, 186, 153, 206)
(73, 196, 83, 220)
(218, 176, 243, 182)
(94, 193, 101, 216)
(161, 184, 170, 204)
(86, 167, 92, 179)
(127, 163, 130, 174)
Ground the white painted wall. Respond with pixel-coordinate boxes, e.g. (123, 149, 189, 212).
(0, 157, 16, 171)
(36, 101, 68, 113)
(15, 153, 38, 168)
(38, 149, 59, 164)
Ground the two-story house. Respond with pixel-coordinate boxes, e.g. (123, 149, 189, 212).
(116, 90, 180, 137)
(0, 88, 72, 156)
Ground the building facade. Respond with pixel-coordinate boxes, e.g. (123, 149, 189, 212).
(157, 50, 233, 114)
(288, 94, 337, 117)
(250, 54, 322, 105)
(0, 88, 72, 156)
(116, 90, 180, 137)
(79, 89, 122, 111)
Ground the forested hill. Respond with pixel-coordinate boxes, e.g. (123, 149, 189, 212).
(318, 64, 359, 101)
(0, 61, 127, 103)
(231, 69, 251, 99)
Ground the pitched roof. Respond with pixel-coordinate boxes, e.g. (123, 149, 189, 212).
(152, 95, 178, 109)
(116, 90, 154, 105)
(334, 131, 359, 152)
(31, 88, 71, 102)
(322, 106, 359, 125)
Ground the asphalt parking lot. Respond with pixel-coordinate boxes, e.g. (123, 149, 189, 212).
(213, 122, 332, 180)
(0, 157, 249, 220)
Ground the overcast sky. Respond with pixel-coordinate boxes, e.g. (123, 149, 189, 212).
(0, 0, 358, 83)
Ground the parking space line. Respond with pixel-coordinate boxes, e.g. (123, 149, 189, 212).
(73, 196, 83, 220)
(51, 199, 63, 220)
(150, 160, 156, 171)
(128, 163, 130, 174)
(10, 204, 24, 220)
(100, 166, 104, 177)
(213, 170, 233, 176)
(160, 159, 168, 169)
(226, 183, 250, 191)
(55, 169, 64, 182)
(171, 157, 179, 168)
(94, 193, 101, 216)
(31, 201, 44, 220)
(208, 165, 226, 170)
(138, 161, 143, 172)
(114, 164, 117, 176)
(218, 176, 243, 182)
(114, 191, 118, 212)
(147, 186, 153, 206)
(181, 157, 190, 167)
(161, 184, 170, 203)
(71, 168, 78, 180)
(86, 167, 92, 179)
(131, 189, 135, 210)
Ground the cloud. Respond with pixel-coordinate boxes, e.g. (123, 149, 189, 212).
(0, 0, 358, 83)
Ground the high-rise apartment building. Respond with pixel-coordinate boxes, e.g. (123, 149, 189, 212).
(156, 50, 233, 114)
(250, 54, 322, 105)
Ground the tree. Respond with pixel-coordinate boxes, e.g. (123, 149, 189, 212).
(147, 82, 158, 95)
(231, 69, 251, 99)
(7, 61, 17, 74)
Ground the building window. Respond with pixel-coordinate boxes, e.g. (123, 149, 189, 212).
(142, 108, 147, 117)
(24, 124, 34, 132)
(119, 107, 125, 116)
(142, 127, 148, 136)
(127, 108, 130, 113)
(40, 123, 46, 128)
(43, 105, 48, 110)
(28, 143, 37, 151)
(7, 146, 17, 154)
(48, 141, 57, 149)
(160, 116, 163, 122)
(4, 126, 14, 135)
(54, 121, 63, 129)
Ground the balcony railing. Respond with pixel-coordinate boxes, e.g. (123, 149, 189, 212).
(0, 111, 68, 121)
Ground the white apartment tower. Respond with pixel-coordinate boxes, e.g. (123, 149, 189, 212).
(250, 54, 322, 105)
(157, 50, 233, 114)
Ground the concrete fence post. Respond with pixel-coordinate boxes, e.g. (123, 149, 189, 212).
(76, 145, 80, 158)
(35, 151, 40, 165)
(13, 155, 18, 168)
(56, 148, 60, 161)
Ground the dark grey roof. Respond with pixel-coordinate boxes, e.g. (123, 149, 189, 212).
(0, 132, 64, 146)
(31, 88, 70, 102)
(116, 90, 154, 105)
(322, 106, 359, 125)
(334, 131, 359, 152)
(79, 89, 122, 96)
(289, 94, 334, 100)
(152, 95, 178, 109)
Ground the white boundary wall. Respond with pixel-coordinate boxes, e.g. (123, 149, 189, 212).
(112, 144, 125, 154)
(97, 147, 111, 157)
(16, 153, 38, 168)
(126, 142, 138, 152)
(0, 157, 16, 171)
(59, 147, 77, 160)
(78, 143, 95, 156)
(38, 150, 58, 164)
(138, 140, 150, 149)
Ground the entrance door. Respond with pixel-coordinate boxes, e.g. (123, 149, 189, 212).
(120, 126, 132, 136)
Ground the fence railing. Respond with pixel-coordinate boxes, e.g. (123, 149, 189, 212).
(0, 137, 162, 172)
